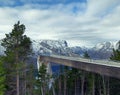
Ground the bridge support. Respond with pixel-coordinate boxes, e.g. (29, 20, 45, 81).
(37, 56, 56, 95)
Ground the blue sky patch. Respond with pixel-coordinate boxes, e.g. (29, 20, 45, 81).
(0, 0, 87, 7)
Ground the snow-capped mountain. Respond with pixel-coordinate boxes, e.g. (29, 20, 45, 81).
(0, 39, 120, 59)
(86, 41, 120, 59)
(32, 40, 120, 59)
(93, 41, 118, 51)
(70, 46, 87, 55)
(32, 40, 75, 56)
(70, 41, 120, 59)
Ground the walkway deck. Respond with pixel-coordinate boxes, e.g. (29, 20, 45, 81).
(39, 55, 120, 79)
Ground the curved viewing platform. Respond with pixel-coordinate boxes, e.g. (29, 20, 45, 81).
(39, 54, 120, 79)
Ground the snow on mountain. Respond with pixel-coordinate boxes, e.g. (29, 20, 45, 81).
(32, 40, 74, 56)
(93, 42, 114, 51)
(88, 41, 120, 59)
(0, 39, 120, 60)
(70, 41, 120, 59)
(93, 41, 118, 51)
(70, 46, 87, 55)
(0, 39, 74, 56)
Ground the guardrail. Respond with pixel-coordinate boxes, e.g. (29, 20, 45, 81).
(49, 54, 120, 68)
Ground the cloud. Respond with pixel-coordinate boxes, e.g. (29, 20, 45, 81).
(86, 0, 120, 16)
(0, 0, 120, 47)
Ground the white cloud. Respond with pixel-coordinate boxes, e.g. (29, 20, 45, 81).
(86, 0, 120, 16)
(0, 1, 120, 47)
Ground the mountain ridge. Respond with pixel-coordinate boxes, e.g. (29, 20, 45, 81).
(32, 40, 120, 59)
(0, 39, 120, 59)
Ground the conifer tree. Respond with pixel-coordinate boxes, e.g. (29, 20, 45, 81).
(36, 63, 50, 95)
(110, 41, 120, 61)
(110, 49, 120, 61)
(1, 21, 32, 95)
(0, 58, 6, 95)
(83, 51, 90, 59)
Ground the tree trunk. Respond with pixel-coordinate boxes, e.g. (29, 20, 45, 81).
(16, 73, 19, 95)
(92, 74, 95, 95)
(81, 73, 85, 95)
(75, 78, 77, 95)
(16, 49, 19, 95)
(107, 77, 110, 95)
(58, 76, 62, 95)
(99, 88, 102, 95)
(102, 76, 106, 95)
(64, 74, 67, 95)
(24, 77, 26, 95)
(52, 85, 56, 95)
(43, 84, 46, 95)
(23, 63, 27, 95)
(98, 79, 102, 95)
(41, 87, 44, 95)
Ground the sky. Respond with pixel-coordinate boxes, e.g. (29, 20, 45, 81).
(0, 0, 120, 47)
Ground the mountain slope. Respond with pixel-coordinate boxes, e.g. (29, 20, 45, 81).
(32, 40, 75, 56)
(0, 39, 120, 59)
(88, 41, 118, 59)
(70, 41, 119, 59)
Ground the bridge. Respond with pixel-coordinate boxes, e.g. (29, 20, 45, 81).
(38, 55, 120, 79)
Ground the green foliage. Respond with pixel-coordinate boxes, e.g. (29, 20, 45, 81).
(37, 64, 47, 84)
(1, 21, 32, 61)
(110, 78, 120, 95)
(110, 42, 120, 95)
(110, 41, 120, 61)
(83, 51, 90, 59)
(0, 58, 6, 95)
(25, 64, 37, 95)
(1, 21, 32, 95)
(36, 64, 51, 95)
(110, 49, 120, 61)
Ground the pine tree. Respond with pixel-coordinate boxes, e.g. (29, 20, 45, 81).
(110, 49, 120, 61)
(0, 58, 6, 95)
(83, 51, 90, 59)
(26, 64, 36, 95)
(110, 41, 120, 61)
(36, 64, 51, 95)
(1, 21, 32, 95)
